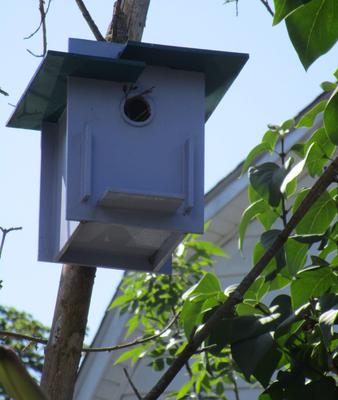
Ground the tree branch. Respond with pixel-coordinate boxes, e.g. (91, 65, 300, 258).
(74, 0, 105, 41)
(83, 311, 179, 353)
(0, 87, 9, 96)
(0, 226, 22, 260)
(0, 312, 179, 353)
(0, 330, 48, 345)
(40, 0, 47, 55)
(25, 0, 51, 57)
(24, 0, 52, 40)
(123, 368, 143, 399)
(259, 0, 274, 16)
(106, 0, 151, 42)
(143, 155, 338, 400)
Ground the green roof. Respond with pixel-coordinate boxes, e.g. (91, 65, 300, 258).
(7, 39, 248, 130)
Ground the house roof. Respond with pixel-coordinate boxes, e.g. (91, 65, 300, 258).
(7, 38, 248, 130)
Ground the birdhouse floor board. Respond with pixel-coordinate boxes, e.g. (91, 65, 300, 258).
(98, 190, 184, 213)
(56, 221, 176, 272)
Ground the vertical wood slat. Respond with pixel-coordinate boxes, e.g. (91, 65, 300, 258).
(184, 138, 194, 214)
(80, 125, 92, 202)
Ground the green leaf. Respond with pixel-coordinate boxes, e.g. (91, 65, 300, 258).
(176, 376, 195, 399)
(319, 309, 338, 347)
(334, 68, 338, 80)
(286, 0, 338, 69)
(232, 333, 281, 387)
(114, 346, 145, 365)
(249, 163, 286, 207)
(305, 125, 335, 155)
(275, 303, 309, 343)
(180, 299, 203, 338)
(261, 230, 286, 269)
(281, 119, 295, 131)
(186, 240, 226, 257)
(262, 129, 279, 149)
(291, 233, 324, 244)
(270, 295, 292, 324)
(239, 199, 266, 251)
(273, 0, 304, 25)
(296, 100, 327, 127)
(285, 238, 308, 276)
(320, 81, 337, 92)
(306, 142, 327, 177)
(303, 376, 338, 399)
(318, 292, 338, 312)
(207, 314, 280, 355)
(109, 293, 134, 309)
(244, 276, 269, 302)
(183, 272, 222, 301)
(0, 346, 47, 400)
(248, 185, 280, 228)
(324, 87, 338, 145)
(241, 142, 273, 175)
(280, 154, 306, 193)
(303, 128, 336, 176)
(253, 242, 277, 277)
(181, 273, 223, 337)
(292, 189, 337, 235)
(291, 266, 338, 309)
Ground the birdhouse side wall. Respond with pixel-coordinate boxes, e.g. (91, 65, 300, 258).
(38, 116, 79, 263)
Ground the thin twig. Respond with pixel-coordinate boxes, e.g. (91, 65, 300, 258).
(82, 312, 179, 353)
(143, 155, 338, 400)
(0, 87, 9, 96)
(40, 0, 47, 56)
(0, 226, 22, 260)
(0, 312, 179, 353)
(232, 374, 240, 400)
(0, 330, 48, 345)
(25, 0, 50, 57)
(280, 136, 288, 228)
(194, 344, 218, 354)
(24, 0, 52, 40)
(123, 368, 143, 400)
(74, 0, 105, 41)
(259, 0, 274, 16)
(26, 48, 44, 58)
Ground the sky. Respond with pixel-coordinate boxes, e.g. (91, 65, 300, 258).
(0, 0, 337, 342)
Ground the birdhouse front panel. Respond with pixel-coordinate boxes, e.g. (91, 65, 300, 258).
(65, 65, 205, 234)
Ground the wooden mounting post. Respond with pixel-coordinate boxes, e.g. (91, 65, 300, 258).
(40, 1, 151, 399)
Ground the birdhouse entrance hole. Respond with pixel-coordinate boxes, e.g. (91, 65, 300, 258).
(122, 95, 152, 125)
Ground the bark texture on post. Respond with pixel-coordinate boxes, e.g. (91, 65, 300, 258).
(40, 265, 96, 399)
(40, 1, 151, 399)
(106, 0, 151, 42)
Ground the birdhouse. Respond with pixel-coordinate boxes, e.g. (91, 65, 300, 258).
(7, 38, 248, 273)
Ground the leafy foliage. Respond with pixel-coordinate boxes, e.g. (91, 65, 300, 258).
(0, 306, 49, 399)
(111, 237, 240, 398)
(284, 0, 338, 69)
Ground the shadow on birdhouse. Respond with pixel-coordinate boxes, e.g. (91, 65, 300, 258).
(7, 39, 248, 273)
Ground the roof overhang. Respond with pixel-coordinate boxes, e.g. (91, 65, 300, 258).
(7, 38, 248, 130)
